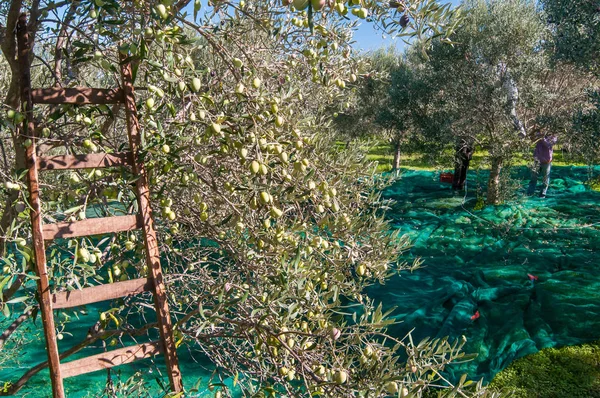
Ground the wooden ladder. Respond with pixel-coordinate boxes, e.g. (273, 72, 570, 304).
(16, 14, 183, 397)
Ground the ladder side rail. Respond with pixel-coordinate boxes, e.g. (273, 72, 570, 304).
(16, 13, 65, 398)
(119, 55, 183, 392)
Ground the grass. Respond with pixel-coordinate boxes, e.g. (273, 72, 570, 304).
(365, 143, 589, 173)
(489, 341, 600, 397)
(365, 143, 433, 171)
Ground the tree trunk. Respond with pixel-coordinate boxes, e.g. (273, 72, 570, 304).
(0, 1, 41, 306)
(486, 157, 503, 205)
(0, 0, 25, 257)
(392, 139, 401, 171)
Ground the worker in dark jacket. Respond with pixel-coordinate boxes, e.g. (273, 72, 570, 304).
(453, 140, 474, 190)
(527, 133, 558, 198)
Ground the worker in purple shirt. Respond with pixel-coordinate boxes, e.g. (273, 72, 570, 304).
(527, 133, 558, 198)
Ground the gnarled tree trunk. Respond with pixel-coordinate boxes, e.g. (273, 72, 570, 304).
(486, 156, 503, 205)
(0, 0, 26, 258)
(0, 0, 41, 302)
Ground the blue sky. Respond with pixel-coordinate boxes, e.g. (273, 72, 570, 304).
(352, 23, 408, 53)
(352, 0, 462, 52)
(184, 1, 462, 53)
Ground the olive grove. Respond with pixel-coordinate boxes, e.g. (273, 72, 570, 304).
(0, 1, 499, 397)
(345, 0, 595, 204)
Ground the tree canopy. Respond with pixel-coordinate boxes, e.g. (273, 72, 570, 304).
(542, 0, 600, 73)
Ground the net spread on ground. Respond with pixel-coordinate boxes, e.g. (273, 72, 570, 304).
(2, 165, 600, 395)
(367, 165, 600, 383)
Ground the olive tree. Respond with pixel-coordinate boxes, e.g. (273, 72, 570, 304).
(0, 1, 499, 397)
(542, 0, 600, 164)
(380, 47, 451, 171)
(416, 0, 548, 204)
(332, 47, 404, 169)
(334, 47, 436, 172)
(542, 0, 600, 73)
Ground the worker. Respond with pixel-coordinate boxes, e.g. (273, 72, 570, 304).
(452, 139, 474, 191)
(527, 133, 558, 198)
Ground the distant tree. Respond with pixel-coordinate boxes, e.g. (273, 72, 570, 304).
(542, 0, 600, 164)
(379, 53, 430, 170)
(542, 0, 600, 72)
(335, 47, 435, 172)
(332, 48, 401, 159)
(520, 62, 597, 159)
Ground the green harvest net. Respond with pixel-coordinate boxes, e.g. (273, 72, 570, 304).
(367, 165, 600, 384)
(2, 165, 600, 396)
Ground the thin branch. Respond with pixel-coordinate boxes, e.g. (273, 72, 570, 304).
(175, 15, 242, 81)
(0, 274, 26, 306)
(39, 0, 71, 14)
(53, 0, 79, 85)
(34, 54, 60, 82)
(0, 322, 158, 396)
(0, 307, 32, 349)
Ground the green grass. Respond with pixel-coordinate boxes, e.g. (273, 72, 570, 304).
(366, 144, 433, 171)
(365, 144, 589, 173)
(489, 341, 600, 397)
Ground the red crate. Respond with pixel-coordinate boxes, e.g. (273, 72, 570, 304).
(440, 173, 454, 184)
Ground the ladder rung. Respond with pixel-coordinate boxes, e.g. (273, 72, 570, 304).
(52, 278, 153, 309)
(43, 214, 142, 240)
(38, 152, 132, 171)
(61, 341, 164, 378)
(30, 87, 124, 105)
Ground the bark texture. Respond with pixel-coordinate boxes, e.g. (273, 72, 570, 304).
(486, 157, 503, 205)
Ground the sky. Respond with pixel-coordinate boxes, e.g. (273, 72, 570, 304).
(352, 23, 407, 53)
(184, 1, 462, 53)
(352, 0, 462, 52)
